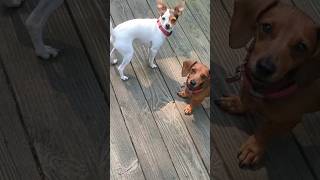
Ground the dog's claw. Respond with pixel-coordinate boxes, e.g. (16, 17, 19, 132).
(121, 76, 129, 81)
(150, 63, 158, 69)
(184, 105, 193, 115)
(111, 59, 118, 65)
(36, 45, 60, 59)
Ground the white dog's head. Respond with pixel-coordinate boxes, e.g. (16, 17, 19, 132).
(157, 0, 185, 30)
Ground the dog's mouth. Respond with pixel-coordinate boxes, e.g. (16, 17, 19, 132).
(247, 65, 296, 90)
(187, 81, 204, 91)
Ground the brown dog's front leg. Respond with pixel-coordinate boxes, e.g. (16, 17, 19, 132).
(184, 99, 202, 115)
(215, 95, 248, 114)
(177, 85, 190, 98)
(238, 118, 300, 168)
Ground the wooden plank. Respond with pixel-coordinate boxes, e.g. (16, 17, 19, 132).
(111, 0, 210, 178)
(210, 139, 232, 180)
(0, 1, 107, 179)
(64, 0, 108, 95)
(109, 52, 179, 179)
(110, 8, 179, 180)
(287, 0, 320, 179)
(0, 57, 41, 179)
(112, 0, 211, 172)
(123, 0, 210, 178)
(110, 86, 145, 180)
(211, 0, 315, 179)
(185, 0, 210, 41)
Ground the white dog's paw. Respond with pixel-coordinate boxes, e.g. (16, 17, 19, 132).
(149, 63, 158, 69)
(111, 59, 118, 65)
(36, 45, 59, 59)
(120, 75, 129, 81)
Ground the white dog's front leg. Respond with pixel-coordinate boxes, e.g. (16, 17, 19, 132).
(25, 0, 64, 59)
(148, 46, 159, 69)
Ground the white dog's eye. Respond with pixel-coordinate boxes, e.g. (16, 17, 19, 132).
(162, 17, 165, 20)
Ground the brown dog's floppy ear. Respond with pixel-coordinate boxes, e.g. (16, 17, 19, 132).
(229, 0, 278, 49)
(157, 0, 167, 15)
(174, 0, 186, 16)
(295, 28, 320, 86)
(182, 60, 197, 77)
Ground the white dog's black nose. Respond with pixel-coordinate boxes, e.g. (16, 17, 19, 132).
(165, 24, 170, 30)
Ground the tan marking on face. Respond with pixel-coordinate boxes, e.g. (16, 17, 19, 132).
(249, 4, 318, 83)
(187, 63, 210, 88)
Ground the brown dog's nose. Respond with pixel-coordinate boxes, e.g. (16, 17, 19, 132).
(256, 57, 276, 77)
(190, 80, 196, 87)
(165, 24, 170, 30)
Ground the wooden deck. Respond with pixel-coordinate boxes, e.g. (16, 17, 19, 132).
(212, 0, 320, 180)
(110, 0, 210, 179)
(0, 0, 107, 179)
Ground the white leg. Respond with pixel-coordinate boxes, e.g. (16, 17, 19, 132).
(25, 0, 64, 59)
(117, 51, 133, 81)
(148, 46, 159, 69)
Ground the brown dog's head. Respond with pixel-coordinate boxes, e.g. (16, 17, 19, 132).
(157, 0, 185, 30)
(182, 60, 210, 90)
(230, 0, 320, 85)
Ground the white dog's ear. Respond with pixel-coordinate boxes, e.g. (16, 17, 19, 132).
(157, 0, 167, 15)
(182, 60, 197, 77)
(174, 0, 185, 16)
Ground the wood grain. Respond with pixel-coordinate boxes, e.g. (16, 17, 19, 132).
(110, 87, 145, 180)
(0, 1, 108, 179)
(0, 55, 41, 179)
(65, 0, 108, 95)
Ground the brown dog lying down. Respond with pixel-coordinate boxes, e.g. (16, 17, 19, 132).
(215, 0, 320, 168)
(178, 60, 210, 115)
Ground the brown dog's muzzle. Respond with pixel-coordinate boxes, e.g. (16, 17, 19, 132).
(253, 56, 276, 80)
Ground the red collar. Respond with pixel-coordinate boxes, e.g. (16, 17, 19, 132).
(186, 84, 204, 94)
(226, 40, 299, 100)
(157, 19, 172, 37)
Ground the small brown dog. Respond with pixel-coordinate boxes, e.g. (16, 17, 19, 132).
(178, 60, 210, 115)
(216, 0, 320, 168)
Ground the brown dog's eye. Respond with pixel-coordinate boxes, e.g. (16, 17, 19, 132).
(201, 74, 207, 79)
(162, 17, 166, 20)
(261, 23, 272, 34)
(191, 68, 196, 73)
(171, 18, 176, 24)
(294, 42, 307, 53)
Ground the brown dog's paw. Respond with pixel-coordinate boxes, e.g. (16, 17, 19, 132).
(237, 135, 266, 168)
(177, 90, 188, 98)
(214, 95, 247, 114)
(184, 104, 193, 115)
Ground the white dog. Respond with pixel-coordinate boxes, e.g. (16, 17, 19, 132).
(110, 0, 185, 80)
(3, 0, 64, 59)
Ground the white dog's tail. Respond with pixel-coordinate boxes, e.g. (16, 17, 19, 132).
(110, 19, 116, 61)
(110, 19, 115, 43)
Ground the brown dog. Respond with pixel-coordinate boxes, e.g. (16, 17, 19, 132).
(216, 0, 320, 168)
(178, 60, 210, 115)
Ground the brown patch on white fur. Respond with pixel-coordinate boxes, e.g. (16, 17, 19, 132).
(157, 0, 167, 15)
